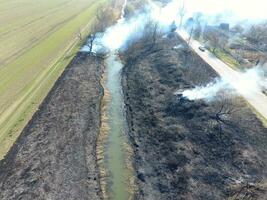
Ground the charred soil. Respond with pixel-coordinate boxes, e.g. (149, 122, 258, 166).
(122, 33, 267, 200)
(0, 53, 104, 200)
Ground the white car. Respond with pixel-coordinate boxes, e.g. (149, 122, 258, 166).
(199, 46, 206, 52)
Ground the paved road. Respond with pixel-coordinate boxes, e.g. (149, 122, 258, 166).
(177, 30, 267, 120)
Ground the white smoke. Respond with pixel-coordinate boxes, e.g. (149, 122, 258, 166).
(79, 1, 267, 103)
(80, 0, 267, 53)
(181, 78, 231, 101)
(178, 0, 267, 23)
(101, 13, 148, 51)
(148, 0, 179, 26)
(120, 0, 128, 20)
(80, 0, 180, 53)
(181, 66, 267, 101)
(100, 0, 180, 51)
(234, 66, 267, 96)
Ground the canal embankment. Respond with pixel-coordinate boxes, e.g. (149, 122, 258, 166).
(0, 53, 104, 200)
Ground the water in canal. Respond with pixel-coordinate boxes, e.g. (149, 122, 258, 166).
(102, 53, 132, 200)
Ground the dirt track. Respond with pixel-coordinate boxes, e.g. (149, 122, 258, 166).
(0, 53, 104, 200)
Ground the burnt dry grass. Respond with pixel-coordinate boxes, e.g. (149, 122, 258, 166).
(0, 53, 104, 200)
(122, 33, 267, 200)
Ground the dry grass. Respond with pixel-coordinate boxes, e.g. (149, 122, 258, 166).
(97, 71, 111, 200)
(97, 60, 136, 200)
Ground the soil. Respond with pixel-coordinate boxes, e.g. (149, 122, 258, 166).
(0, 53, 104, 200)
(122, 33, 267, 200)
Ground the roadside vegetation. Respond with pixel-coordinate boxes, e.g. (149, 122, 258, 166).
(182, 13, 267, 70)
(208, 48, 240, 69)
(0, 0, 111, 159)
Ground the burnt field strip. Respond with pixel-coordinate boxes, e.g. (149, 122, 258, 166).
(0, 1, 266, 199)
(122, 33, 267, 199)
(0, 0, 108, 159)
(0, 53, 104, 200)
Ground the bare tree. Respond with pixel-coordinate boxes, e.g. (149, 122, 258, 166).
(187, 25, 194, 45)
(125, 20, 162, 64)
(77, 28, 83, 42)
(186, 13, 203, 43)
(246, 23, 267, 48)
(231, 24, 244, 34)
(229, 180, 266, 200)
(143, 21, 160, 48)
(178, 1, 186, 29)
(193, 25, 202, 40)
(87, 32, 97, 53)
(209, 95, 240, 141)
(204, 30, 220, 53)
(86, 5, 116, 53)
(219, 34, 229, 51)
(192, 13, 203, 40)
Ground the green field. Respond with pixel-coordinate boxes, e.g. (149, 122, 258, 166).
(0, 0, 108, 159)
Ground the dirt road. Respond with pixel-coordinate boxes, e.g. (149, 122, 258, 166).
(177, 30, 267, 120)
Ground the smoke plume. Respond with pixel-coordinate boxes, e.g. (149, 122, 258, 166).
(181, 66, 267, 101)
(181, 78, 231, 101)
(80, 0, 179, 53)
(177, 0, 266, 24)
(80, 0, 267, 53)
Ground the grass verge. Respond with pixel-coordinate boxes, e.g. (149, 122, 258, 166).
(212, 49, 240, 70)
